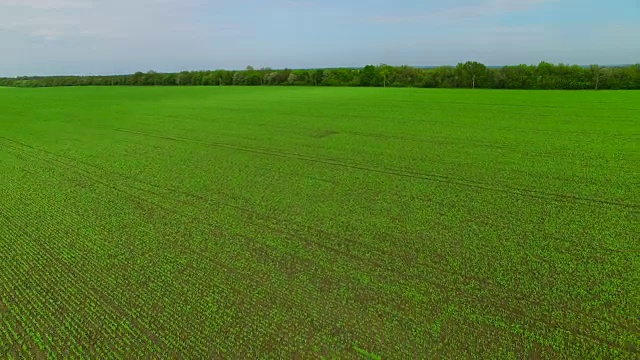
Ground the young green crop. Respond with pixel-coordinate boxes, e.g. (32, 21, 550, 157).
(0, 87, 638, 358)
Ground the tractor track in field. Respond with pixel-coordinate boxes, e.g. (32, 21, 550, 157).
(112, 130, 639, 211)
(7, 135, 634, 279)
(79, 209, 640, 349)
(341, 130, 533, 153)
(1, 140, 364, 354)
(4, 137, 637, 319)
(5, 136, 638, 286)
(2, 137, 637, 354)
(1, 138, 181, 218)
(0, 133, 606, 262)
(129, 184, 636, 347)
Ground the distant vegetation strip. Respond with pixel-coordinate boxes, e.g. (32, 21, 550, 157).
(2, 61, 639, 90)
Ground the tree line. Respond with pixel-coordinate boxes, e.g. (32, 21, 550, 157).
(2, 62, 639, 90)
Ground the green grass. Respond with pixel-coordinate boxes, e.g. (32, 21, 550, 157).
(0, 86, 638, 358)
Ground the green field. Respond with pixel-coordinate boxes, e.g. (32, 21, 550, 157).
(1, 87, 638, 358)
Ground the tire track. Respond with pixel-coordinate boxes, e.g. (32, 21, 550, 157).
(3, 136, 636, 354)
(1, 138, 343, 356)
(0, 145, 205, 356)
(5, 136, 637, 304)
(115, 176, 635, 351)
(4, 136, 636, 324)
(1, 138, 180, 218)
(111, 130, 638, 210)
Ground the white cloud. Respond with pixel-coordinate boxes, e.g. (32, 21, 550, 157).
(0, 0, 95, 9)
(371, 0, 558, 23)
(0, 0, 229, 75)
(0, 0, 207, 41)
(30, 28, 66, 40)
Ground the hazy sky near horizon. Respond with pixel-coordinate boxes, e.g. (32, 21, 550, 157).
(0, 0, 638, 76)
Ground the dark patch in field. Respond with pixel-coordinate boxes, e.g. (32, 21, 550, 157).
(151, 303, 165, 317)
(622, 318, 640, 353)
(317, 275, 338, 294)
(19, 167, 35, 175)
(310, 129, 339, 139)
(7, 313, 48, 358)
(623, 340, 638, 354)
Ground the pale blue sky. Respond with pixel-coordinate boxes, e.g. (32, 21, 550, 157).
(0, 0, 638, 76)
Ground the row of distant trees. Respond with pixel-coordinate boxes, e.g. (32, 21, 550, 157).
(2, 62, 639, 90)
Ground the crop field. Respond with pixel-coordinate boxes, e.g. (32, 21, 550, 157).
(0, 86, 638, 358)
